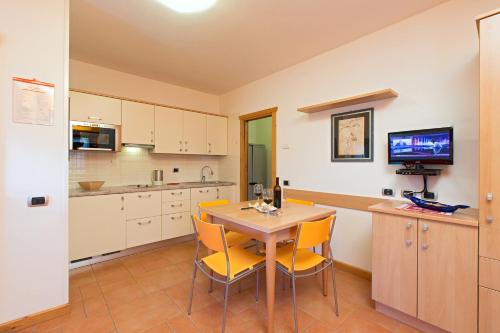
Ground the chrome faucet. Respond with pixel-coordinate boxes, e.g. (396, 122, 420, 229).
(200, 165, 214, 183)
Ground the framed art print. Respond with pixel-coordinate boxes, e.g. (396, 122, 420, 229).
(331, 108, 373, 162)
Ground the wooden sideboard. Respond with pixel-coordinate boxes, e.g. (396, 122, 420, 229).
(369, 201, 479, 333)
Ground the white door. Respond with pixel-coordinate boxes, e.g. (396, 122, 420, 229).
(183, 112, 207, 154)
(69, 91, 122, 125)
(69, 194, 126, 260)
(122, 100, 154, 145)
(207, 115, 227, 155)
(154, 106, 184, 154)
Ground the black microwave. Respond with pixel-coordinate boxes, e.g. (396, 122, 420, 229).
(69, 121, 121, 151)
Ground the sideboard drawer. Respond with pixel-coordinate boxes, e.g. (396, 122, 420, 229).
(162, 189, 190, 202)
(162, 200, 190, 215)
(125, 191, 161, 220)
(162, 212, 192, 240)
(480, 226, 500, 260)
(480, 256, 500, 291)
(126, 216, 161, 248)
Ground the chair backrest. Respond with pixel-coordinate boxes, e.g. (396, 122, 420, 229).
(295, 215, 335, 249)
(199, 199, 230, 221)
(192, 215, 227, 253)
(286, 198, 315, 206)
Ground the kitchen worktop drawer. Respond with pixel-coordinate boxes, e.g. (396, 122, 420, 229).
(126, 216, 161, 248)
(162, 212, 192, 240)
(162, 189, 190, 202)
(125, 191, 162, 220)
(162, 199, 190, 215)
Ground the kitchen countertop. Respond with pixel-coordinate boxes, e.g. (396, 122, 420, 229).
(69, 181, 236, 198)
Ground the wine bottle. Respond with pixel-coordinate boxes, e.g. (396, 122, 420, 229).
(273, 177, 282, 209)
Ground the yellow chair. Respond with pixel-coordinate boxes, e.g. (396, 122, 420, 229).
(188, 215, 265, 333)
(276, 215, 339, 333)
(285, 198, 315, 206)
(199, 200, 253, 247)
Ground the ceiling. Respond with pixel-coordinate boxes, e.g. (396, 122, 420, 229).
(70, 0, 448, 94)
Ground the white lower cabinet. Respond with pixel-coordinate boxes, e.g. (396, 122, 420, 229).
(162, 212, 192, 240)
(126, 216, 162, 248)
(162, 199, 190, 215)
(69, 194, 126, 261)
(125, 191, 162, 220)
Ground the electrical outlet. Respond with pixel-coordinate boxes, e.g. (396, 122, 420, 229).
(283, 180, 290, 186)
(173, 168, 179, 173)
(402, 190, 414, 197)
(382, 188, 394, 196)
(423, 192, 438, 200)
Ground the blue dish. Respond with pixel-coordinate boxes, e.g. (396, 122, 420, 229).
(404, 194, 469, 213)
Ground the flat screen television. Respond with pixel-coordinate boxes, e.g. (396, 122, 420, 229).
(388, 127, 453, 165)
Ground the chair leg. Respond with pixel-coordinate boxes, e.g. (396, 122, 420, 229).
(187, 263, 198, 315)
(222, 283, 230, 333)
(331, 263, 339, 316)
(282, 271, 286, 291)
(291, 274, 298, 333)
(209, 270, 214, 293)
(255, 270, 260, 302)
(238, 280, 242, 293)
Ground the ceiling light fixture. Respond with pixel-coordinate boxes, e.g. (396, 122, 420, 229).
(156, 0, 217, 13)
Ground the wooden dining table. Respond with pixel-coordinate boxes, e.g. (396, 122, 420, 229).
(201, 201, 336, 333)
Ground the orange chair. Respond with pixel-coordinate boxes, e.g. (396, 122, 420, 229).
(188, 215, 265, 333)
(285, 198, 315, 206)
(199, 200, 252, 247)
(276, 215, 339, 333)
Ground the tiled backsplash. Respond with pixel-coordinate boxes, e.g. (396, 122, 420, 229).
(69, 147, 220, 189)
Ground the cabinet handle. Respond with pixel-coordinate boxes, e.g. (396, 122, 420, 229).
(208, 143, 212, 153)
(199, 189, 209, 193)
(486, 216, 494, 224)
(179, 141, 183, 152)
(138, 194, 152, 199)
(406, 221, 413, 229)
(405, 240, 413, 246)
(150, 130, 154, 143)
(170, 215, 183, 220)
(121, 196, 124, 211)
(171, 203, 183, 208)
(185, 149, 188, 152)
(421, 243, 429, 250)
(487, 192, 493, 201)
(422, 223, 429, 232)
(138, 220, 152, 226)
(170, 192, 182, 196)
(88, 116, 102, 121)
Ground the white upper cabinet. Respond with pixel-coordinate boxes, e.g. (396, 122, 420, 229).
(183, 112, 207, 155)
(206, 115, 228, 155)
(154, 106, 184, 154)
(69, 91, 121, 125)
(122, 101, 155, 145)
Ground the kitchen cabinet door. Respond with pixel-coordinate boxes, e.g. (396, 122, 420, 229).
(217, 185, 235, 202)
(122, 100, 154, 145)
(183, 112, 207, 155)
(69, 91, 121, 125)
(207, 115, 227, 155)
(69, 194, 126, 261)
(417, 219, 477, 333)
(190, 187, 218, 216)
(154, 106, 184, 154)
(371, 213, 417, 317)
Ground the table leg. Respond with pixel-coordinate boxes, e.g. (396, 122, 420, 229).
(266, 234, 277, 333)
(206, 214, 214, 293)
(322, 242, 329, 296)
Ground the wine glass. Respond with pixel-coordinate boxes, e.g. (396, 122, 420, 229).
(263, 189, 273, 206)
(253, 183, 263, 204)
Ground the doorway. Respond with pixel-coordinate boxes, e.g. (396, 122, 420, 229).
(239, 107, 277, 201)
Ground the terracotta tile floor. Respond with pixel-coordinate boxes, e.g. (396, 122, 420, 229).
(26, 241, 422, 333)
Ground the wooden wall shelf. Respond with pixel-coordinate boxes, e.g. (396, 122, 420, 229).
(297, 88, 398, 113)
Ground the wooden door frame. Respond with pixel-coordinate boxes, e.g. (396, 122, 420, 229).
(239, 107, 277, 201)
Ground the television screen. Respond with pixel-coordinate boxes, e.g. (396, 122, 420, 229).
(388, 127, 453, 165)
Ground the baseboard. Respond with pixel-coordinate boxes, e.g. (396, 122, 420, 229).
(334, 260, 372, 281)
(0, 303, 69, 333)
(375, 302, 447, 333)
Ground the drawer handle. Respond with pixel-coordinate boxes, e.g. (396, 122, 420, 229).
(486, 216, 494, 224)
(199, 190, 209, 193)
(422, 223, 429, 232)
(170, 216, 183, 220)
(87, 116, 102, 121)
(138, 194, 152, 199)
(405, 240, 412, 247)
(406, 221, 412, 229)
(421, 243, 429, 250)
(170, 192, 182, 196)
(138, 220, 152, 226)
(171, 203, 183, 208)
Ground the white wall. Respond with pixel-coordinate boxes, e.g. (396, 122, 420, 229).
(70, 59, 220, 114)
(0, 0, 69, 323)
(220, 0, 497, 271)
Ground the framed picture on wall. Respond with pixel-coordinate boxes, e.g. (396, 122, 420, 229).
(331, 108, 373, 162)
